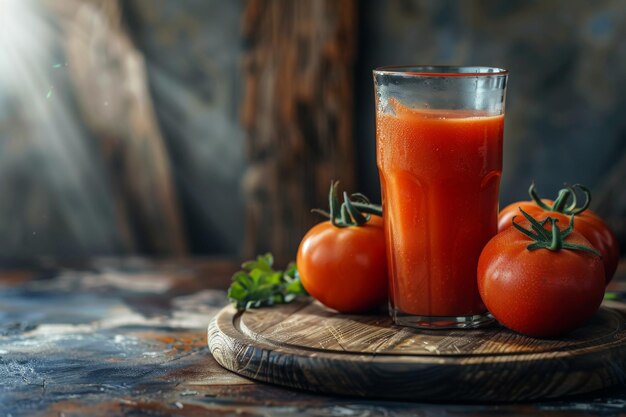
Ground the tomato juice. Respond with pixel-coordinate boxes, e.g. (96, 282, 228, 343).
(376, 100, 504, 319)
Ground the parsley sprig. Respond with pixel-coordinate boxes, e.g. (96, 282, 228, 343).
(227, 253, 308, 310)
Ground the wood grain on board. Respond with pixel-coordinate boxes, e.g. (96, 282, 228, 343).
(209, 299, 626, 402)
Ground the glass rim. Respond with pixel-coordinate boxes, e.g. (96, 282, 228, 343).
(373, 65, 508, 77)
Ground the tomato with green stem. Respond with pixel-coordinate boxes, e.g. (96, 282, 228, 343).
(479, 208, 605, 338)
(498, 183, 619, 284)
(297, 182, 388, 313)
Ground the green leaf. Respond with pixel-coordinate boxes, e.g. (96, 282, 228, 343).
(285, 262, 297, 278)
(604, 292, 620, 301)
(285, 279, 307, 296)
(261, 252, 274, 267)
(227, 253, 308, 310)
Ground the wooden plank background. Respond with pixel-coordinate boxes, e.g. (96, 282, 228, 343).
(0, 0, 624, 260)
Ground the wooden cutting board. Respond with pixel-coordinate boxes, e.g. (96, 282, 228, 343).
(208, 300, 626, 402)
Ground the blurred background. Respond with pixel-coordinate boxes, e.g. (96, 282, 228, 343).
(0, 0, 624, 263)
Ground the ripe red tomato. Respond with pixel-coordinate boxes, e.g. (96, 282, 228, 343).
(499, 185, 619, 284)
(296, 215, 388, 313)
(479, 215, 605, 338)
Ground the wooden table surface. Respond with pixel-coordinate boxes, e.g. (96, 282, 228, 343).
(1, 258, 626, 417)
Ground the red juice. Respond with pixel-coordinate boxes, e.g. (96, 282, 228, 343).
(377, 101, 504, 317)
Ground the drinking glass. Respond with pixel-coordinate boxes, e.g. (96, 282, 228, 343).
(373, 66, 508, 328)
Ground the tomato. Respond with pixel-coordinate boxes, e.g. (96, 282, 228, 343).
(297, 214, 388, 313)
(498, 184, 619, 284)
(479, 211, 605, 338)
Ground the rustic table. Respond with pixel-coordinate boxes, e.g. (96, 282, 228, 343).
(1, 258, 625, 417)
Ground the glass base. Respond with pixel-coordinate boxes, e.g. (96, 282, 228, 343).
(391, 308, 494, 329)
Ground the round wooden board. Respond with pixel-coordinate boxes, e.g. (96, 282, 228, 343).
(208, 300, 626, 402)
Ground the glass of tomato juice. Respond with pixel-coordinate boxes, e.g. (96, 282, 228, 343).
(373, 66, 508, 329)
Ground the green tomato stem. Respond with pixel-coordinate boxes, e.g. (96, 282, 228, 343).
(314, 180, 382, 227)
(528, 182, 592, 215)
(513, 208, 601, 256)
